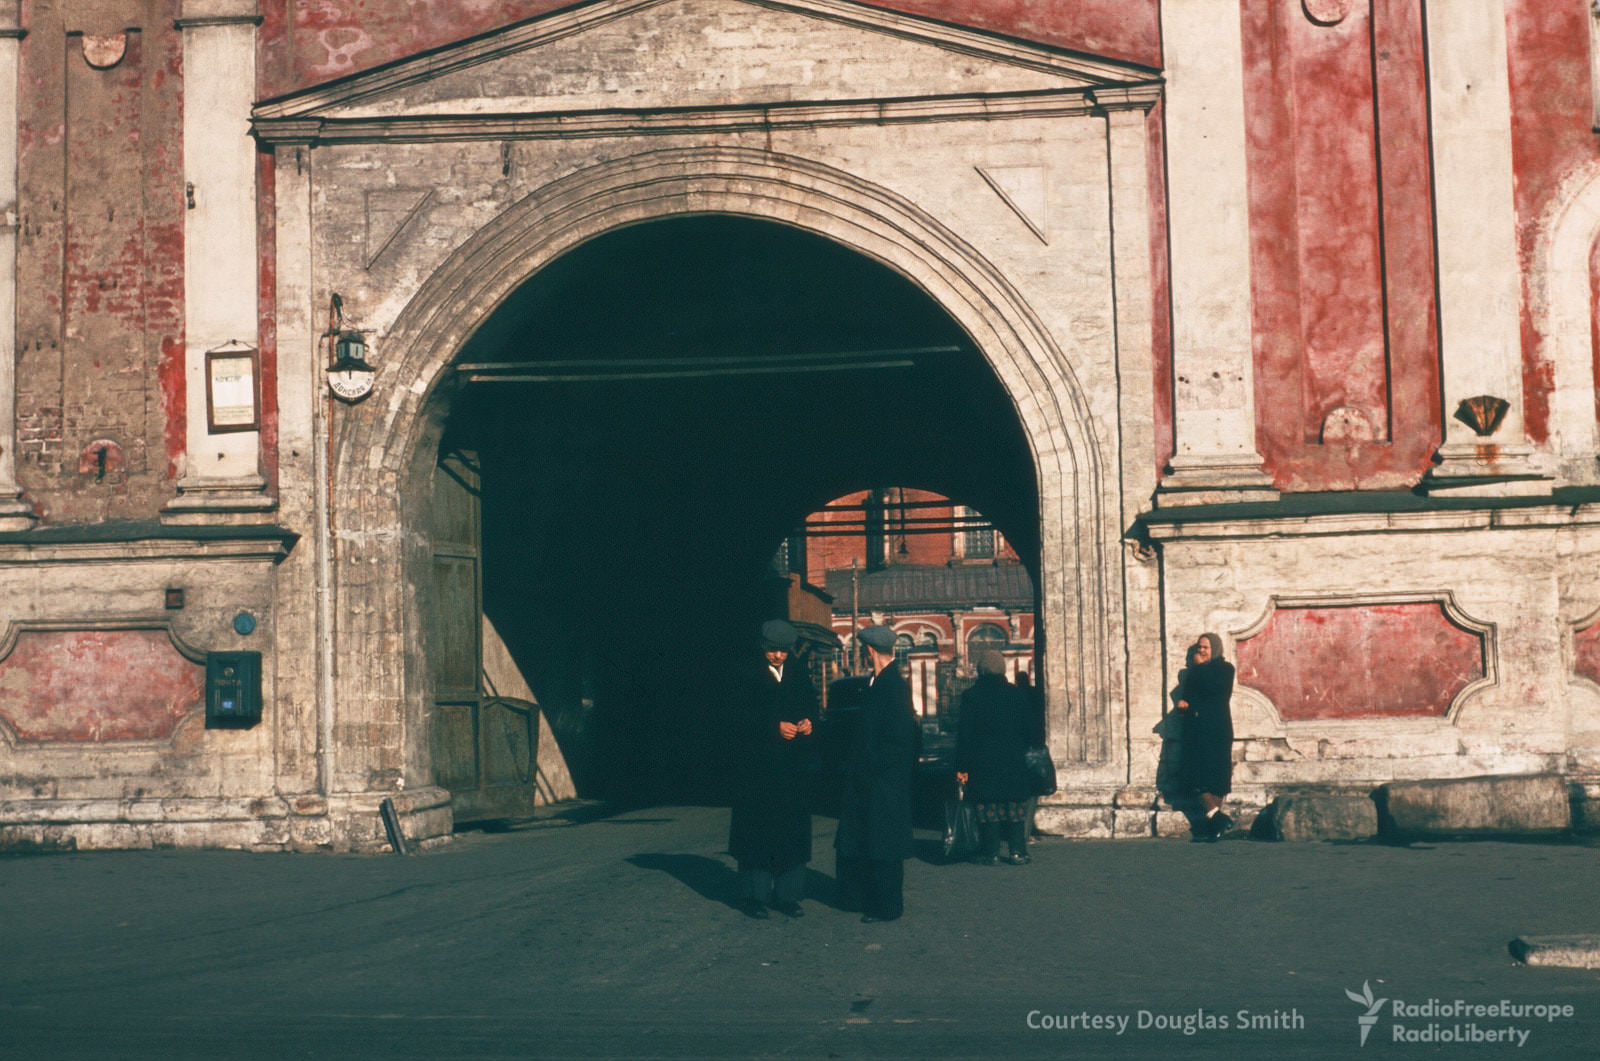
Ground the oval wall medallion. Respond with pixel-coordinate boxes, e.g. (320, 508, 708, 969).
(81, 33, 128, 70)
(1303, 0, 1352, 26)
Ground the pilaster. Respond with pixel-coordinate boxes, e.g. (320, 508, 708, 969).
(0, 1, 31, 528)
(1154, 0, 1276, 507)
(164, 0, 269, 521)
(1420, 0, 1549, 497)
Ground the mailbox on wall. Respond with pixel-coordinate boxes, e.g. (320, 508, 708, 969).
(206, 651, 262, 728)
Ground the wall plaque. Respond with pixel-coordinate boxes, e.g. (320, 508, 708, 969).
(205, 343, 260, 433)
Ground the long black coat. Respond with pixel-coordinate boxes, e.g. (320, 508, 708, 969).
(1178, 658, 1235, 797)
(955, 674, 1033, 803)
(833, 661, 917, 862)
(728, 658, 818, 872)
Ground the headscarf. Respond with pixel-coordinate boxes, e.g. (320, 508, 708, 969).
(1198, 632, 1224, 662)
(976, 649, 1005, 676)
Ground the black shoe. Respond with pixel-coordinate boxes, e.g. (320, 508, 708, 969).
(1000, 852, 1031, 865)
(739, 900, 770, 919)
(861, 913, 901, 923)
(972, 854, 999, 866)
(774, 901, 804, 918)
(1190, 828, 1218, 843)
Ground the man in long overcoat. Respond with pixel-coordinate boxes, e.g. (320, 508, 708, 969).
(833, 624, 917, 922)
(728, 619, 818, 918)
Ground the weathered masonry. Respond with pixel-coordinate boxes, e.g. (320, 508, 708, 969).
(3, 0, 1600, 849)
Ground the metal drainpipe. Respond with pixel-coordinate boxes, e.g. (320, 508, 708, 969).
(313, 370, 336, 797)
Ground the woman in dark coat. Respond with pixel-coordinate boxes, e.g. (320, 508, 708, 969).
(955, 650, 1034, 864)
(728, 620, 818, 917)
(1175, 632, 1235, 841)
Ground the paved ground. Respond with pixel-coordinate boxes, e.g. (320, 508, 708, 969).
(3, 804, 1600, 1060)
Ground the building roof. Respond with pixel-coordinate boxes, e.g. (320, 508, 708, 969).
(823, 563, 1034, 612)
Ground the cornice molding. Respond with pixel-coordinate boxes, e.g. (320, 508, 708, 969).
(253, 86, 1158, 146)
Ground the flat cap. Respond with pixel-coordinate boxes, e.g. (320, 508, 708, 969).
(858, 624, 897, 652)
(760, 619, 798, 651)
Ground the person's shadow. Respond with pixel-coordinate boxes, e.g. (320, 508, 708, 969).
(626, 854, 848, 911)
(1156, 650, 1205, 832)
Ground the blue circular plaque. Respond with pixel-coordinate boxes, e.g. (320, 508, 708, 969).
(233, 611, 257, 636)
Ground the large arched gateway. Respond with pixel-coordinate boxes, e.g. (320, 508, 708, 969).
(253, 1, 1161, 845)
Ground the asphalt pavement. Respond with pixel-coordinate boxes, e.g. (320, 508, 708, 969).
(3, 803, 1599, 1060)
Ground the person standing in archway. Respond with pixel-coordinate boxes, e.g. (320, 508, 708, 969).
(955, 650, 1034, 864)
(833, 624, 918, 923)
(728, 620, 818, 918)
(1174, 632, 1236, 842)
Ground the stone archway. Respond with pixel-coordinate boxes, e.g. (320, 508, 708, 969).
(325, 146, 1122, 813)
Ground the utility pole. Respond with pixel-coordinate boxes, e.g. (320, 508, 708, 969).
(850, 557, 860, 675)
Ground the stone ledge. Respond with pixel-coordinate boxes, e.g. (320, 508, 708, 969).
(0, 796, 289, 823)
(1375, 774, 1571, 840)
(1509, 935, 1600, 969)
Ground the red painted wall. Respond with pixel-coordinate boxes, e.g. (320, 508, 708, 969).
(16, 5, 186, 520)
(1576, 617, 1600, 690)
(1235, 602, 1484, 721)
(1239, 0, 1439, 491)
(1506, 1, 1600, 447)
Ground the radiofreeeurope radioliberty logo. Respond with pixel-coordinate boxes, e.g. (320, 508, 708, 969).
(1345, 981, 1387, 1047)
(1343, 981, 1574, 1048)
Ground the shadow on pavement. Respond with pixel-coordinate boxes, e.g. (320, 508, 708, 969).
(627, 853, 743, 912)
(626, 853, 858, 913)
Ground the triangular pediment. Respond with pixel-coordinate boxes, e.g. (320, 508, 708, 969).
(254, 0, 1158, 130)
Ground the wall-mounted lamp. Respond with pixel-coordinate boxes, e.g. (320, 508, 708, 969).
(324, 294, 376, 403)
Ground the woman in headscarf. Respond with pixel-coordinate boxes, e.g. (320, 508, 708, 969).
(954, 650, 1035, 864)
(1175, 632, 1235, 841)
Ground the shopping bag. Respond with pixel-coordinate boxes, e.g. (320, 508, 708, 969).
(1024, 746, 1057, 797)
(943, 781, 980, 859)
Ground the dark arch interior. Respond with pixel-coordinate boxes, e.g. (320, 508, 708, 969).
(441, 215, 1039, 804)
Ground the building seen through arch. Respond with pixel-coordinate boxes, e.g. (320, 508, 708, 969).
(777, 487, 1035, 727)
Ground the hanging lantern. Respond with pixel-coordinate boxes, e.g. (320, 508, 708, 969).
(327, 329, 376, 403)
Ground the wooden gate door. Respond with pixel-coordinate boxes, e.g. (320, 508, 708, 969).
(429, 449, 541, 823)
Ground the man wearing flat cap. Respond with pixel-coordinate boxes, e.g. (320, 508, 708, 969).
(728, 619, 818, 918)
(834, 623, 918, 923)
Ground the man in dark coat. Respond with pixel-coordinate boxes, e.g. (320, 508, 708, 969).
(833, 624, 917, 923)
(728, 619, 818, 918)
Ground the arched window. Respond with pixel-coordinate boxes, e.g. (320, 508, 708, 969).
(894, 632, 914, 667)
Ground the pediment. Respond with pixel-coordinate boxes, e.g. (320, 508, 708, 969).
(254, 0, 1159, 137)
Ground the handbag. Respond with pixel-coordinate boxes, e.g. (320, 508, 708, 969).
(943, 781, 980, 859)
(1024, 746, 1057, 797)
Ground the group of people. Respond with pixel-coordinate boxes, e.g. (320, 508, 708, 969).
(727, 619, 1048, 923)
(727, 619, 1238, 922)
(727, 620, 915, 922)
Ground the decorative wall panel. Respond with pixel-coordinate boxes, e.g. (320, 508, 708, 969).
(1235, 600, 1486, 721)
(0, 628, 204, 742)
